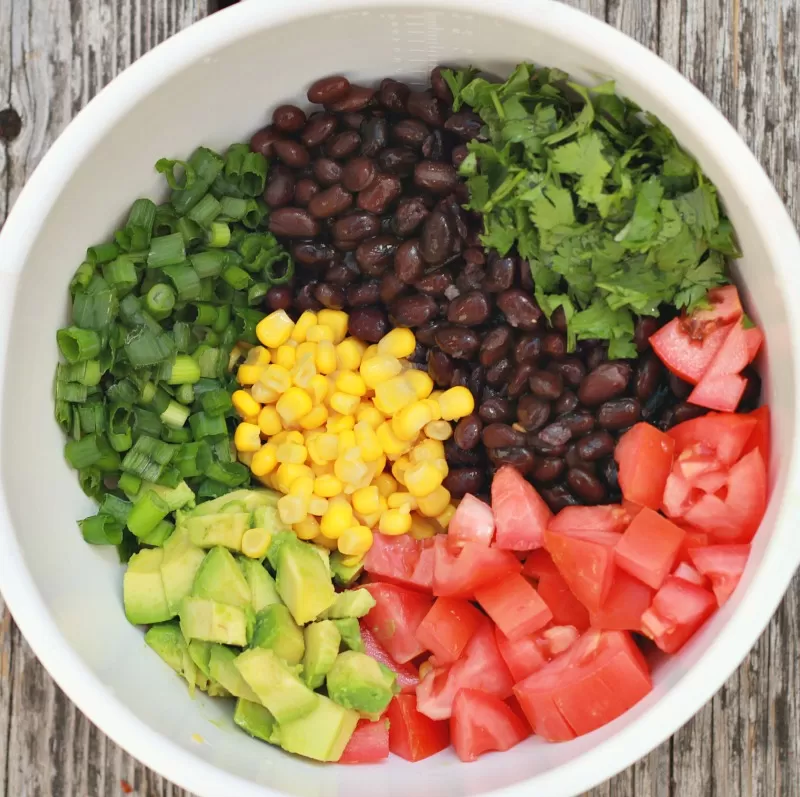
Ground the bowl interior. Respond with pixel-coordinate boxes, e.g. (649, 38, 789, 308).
(0, 3, 796, 797)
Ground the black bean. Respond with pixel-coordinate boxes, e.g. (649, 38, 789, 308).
(391, 118, 429, 149)
(415, 269, 454, 296)
(577, 431, 615, 461)
(295, 282, 322, 311)
(586, 345, 608, 372)
(559, 410, 595, 437)
(672, 402, 709, 424)
(294, 178, 320, 206)
(598, 398, 641, 430)
(341, 112, 366, 130)
(312, 158, 343, 187)
(519, 258, 535, 291)
(463, 247, 485, 266)
(487, 447, 535, 474)
(527, 435, 567, 457)
(517, 395, 551, 431)
(272, 104, 307, 133)
(479, 398, 514, 424)
(467, 365, 486, 400)
(348, 306, 388, 342)
(265, 285, 292, 311)
(326, 131, 362, 159)
(446, 437, 483, 465)
(341, 157, 377, 192)
(414, 161, 459, 194)
(497, 289, 542, 330)
(332, 211, 380, 242)
(407, 90, 446, 126)
(392, 197, 429, 237)
(422, 129, 446, 161)
(555, 390, 580, 415)
(452, 144, 469, 168)
(567, 467, 607, 503)
(307, 75, 351, 104)
(391, 294, 438, 327)
(313, 282, 346, 310)
(539, 421, 572, 447)
(529, 370, 563, 400)
(443, 468, 485, 498)
(486, 357, 514, 386)
(380, 272, 406, 304)
(378, 147, 418, 178)
(565, 443, 584, 470)
(532, 458, 565, 483)
(420, 209, 454, 266)
(324, 260, 358, 286)
(547, 357, 586, 389)
(250, 125, 281, 157)
(509, 363, 535, 397)
(600, 457, 620, 492)
(435, 326, 480, 359)
(543, 333, 567, 358)
(308, 185, 352, 218)
(378, 78, 410, 111)
(551, 306, 568, 332)
(668, 372, 693, 401)
(327, 86, 376, 112)
(451, 367, 469, 389)
(391, 239, 422, 283)
(301, 114, 338, 148)
(634, 352, 663, 402)
(292, 240, 336, 266)
(481, 423, 525, 448)
(514, 333, 543, 364)
(541, 485, 581, 512)
(447, 291, 491, 326)
(456, 262, 486, 293)
(361, 117, 388, 157)
(738, 366, 762, 411)
(453, 414, 483, 450)
(355, 235, 399, 276)
(268, 207, 320, 237)
(578, 362, 632, 406)
(634, 316, 660, 352)
(483, 256, 516, 292)
(430, 66, 454, 104)
(444, 110, 484, 140)
(263, 165, 295, 208)
(347, 280, 381, 307)
(357, 173, 402, 214)
(426, 349, 454, 387)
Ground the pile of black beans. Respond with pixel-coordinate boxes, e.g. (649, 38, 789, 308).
(250, 68, 760, 512)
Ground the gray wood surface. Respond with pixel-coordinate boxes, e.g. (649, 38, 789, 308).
(0, 0, 797, 794)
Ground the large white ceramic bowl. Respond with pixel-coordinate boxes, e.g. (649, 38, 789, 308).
(0, 1, 798, 795)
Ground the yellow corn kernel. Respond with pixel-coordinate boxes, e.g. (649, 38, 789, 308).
(327, 414, 355, 434)
(278, 494, 308, 525)
(388, 492, 418, 510)
(276, 387, 313, 425)
(234, 422, 262, 453)
(436, 503, 457, 530)
(338, 525, 374, 557)
(275, 345, 296, 370)
(320, 499, 354, 540)
(354, 421, 382, 462)
(309, 432, 339, 464)
(250, 443, 278, 477)
(250, 381, 280, 404)
(357, 405, 384, 430)
(364, 344, 381, 360)
(335, 371, 367, 397)
(438, 386, 475, 421)
(314, 474, 343, 498)
(238, 450, 254, 467)
(377, 421, 412, 458)
(275, 462, 313, 493)
(391, 455, 412, 485)
(299, 405, 328, 431)
(276, 442, 307, 465)
(424, 420, 453, 441)
(342, 553, 364, 568)
(291, 353, 317, 388)
(255, 405, 281, 438)
(378, 327, 416, 359)
(244, 346, 271, 367)
(237, 364, 265, 386)
(360, 354, 402, 389)
(327, 391, 358, 416)
(421, 398, 442, 421)
(374, 472, 398, 498)
(317, 309, 349, 343)
(379, 509, 413, 536)
(261, 364, 292, 395)
(307, 324, 335, 343)
(296, 341, 317, 364)
(291, 311, 318, 343)
(352, 485, 381, 516)
(392, 401, 435, 441)
(256, 309, 295, 348)
(286, 430, 305, 445)
(294, 515, 321, 541)
(241, 527, 272, 559)
(404, 461, 444, 498)
(411, 438, 446, 464)
(310, 459, 334, 476)
(374, 376, 417, 415)
(231, 390, 261, 420)
(431, 458, 448, 479)
(315, 340, 337, 375)
(334, 451, 370, 487)
(270, 430, 290, 448)
(410, 515, 438, 540)
(417, 485, 451, 517)
(336, 338, 366, 371)
(338, 429, 357, 452)
(308, 496, 330, 516)
(404, 369, 434, 400)
(290, 475, 314, 500)
(313, 534, 339, 551)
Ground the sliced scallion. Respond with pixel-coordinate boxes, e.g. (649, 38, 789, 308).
(188, 194, 222, 228)
(147, 233, 186, 269)
(189, 411, 227, 440)
(57, 327, 101, 363)
(79, 513, 124, 545)
(201, 388, 233, 417)
(145, 283, 176, 320)
(127, 491, 170, 538)
(170, 148, 225, 215)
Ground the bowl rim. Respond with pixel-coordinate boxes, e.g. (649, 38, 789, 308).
(0, 1, 799, 796)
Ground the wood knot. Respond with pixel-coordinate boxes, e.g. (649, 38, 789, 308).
(0, 108, 22, 142)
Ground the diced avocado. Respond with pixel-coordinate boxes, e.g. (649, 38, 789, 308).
(124, 548, 172, 625)
(326, 651, 395, 714)
(188, 639, 213, 677)
(239, 558, 281, 612)
(185, 512, 251, 551)
(145, 622, 197, 690)
(192, 547, 251, 607)
(276, 539, 335, 625)
(330, 551, 364, 587)
(160, 527, 207, 615)
(189, 488, 279, 517)
(234, 698, 276, 744)
(208, 644, 260, 702)
(326, 588, 376, 619)
(253, 504, 288, 539)
(314, 545, 331, 577)
(251, 604, 305, 665)
(333, 618, 364, 652)
(180, 596, 248, 646)
(137, 480, 195, 511)
(266, 530, 297, 571)
(234, 648, 317, 725)
(302, 620, 341, 689)
(270, 694, 359, 762)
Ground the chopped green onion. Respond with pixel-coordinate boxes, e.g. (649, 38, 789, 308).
(162, 425, 192, 444)
(176, 384, 195, 406)
(207, 222, 231, 248)
(77, 402, 106, 434)
(178, 217, 205, 248)
(118, 472, 142, 496)
(126, 198, 157, 237)
(172, 321, 191, 353)
(157, 465, 182, 488)
(174, 441, 205, 478)
(55, 379, 88, 403)
(188, 194, 222, 227)
(207, 461, 250, 487)
(57, 327, 102, 363)
(201, 388, 233, 416)
(79, 513, 123, 545)
(248, 282, 268, 305)
(73, 281, 118, 331)
(55, 400, 72, 431)
(65, 433, 106, 469)
(242, 199, 268, 230)
(197, 479, 231, 499)
(218, 196, 248, 221)
(147, 233, 186, 269)
(196, 347, 221, 379)
(127, 491, 171, 538)
(212, 303, 231, 333)
(118, 293, 145, 326)
(162, 264, 201, 302)
(124, 325, 175, 367)
(233, 307, 265, 344)
(171, 147, 225, 215)
(155, 157, 195, 191)
(224, 143, 250, 181)
(106, 378, 139, 405)
(154, 203, 179, 236)
(78, 467, 104, 500)
(145, 283, 176, 320)
(160, 400, 190, 429)
(60, 360, 102, 387)
(131, 406, 163, 439)
(103, 256, 139, 295)
(100, 494, 133, 525)
(189, 250, 226, 279)
(165, 354, 201, 385)
(122, 434, 175, 481)
(210, 436, 235, 463)
(187, 303, 218, 326)
(189, 411, 227, 440)
(222, 264, 252, 290)
(71, 262, 95, 293)
(264, 250, 294, 285)
(108, 403, 134, 452)
(213, 280, 235, 305)
(87, 242, 121, 264)
(117, 530, 140, 563)
(240, 152, 268, 197)
(140, 518, 174, 547)
(151, 386, 172, 415)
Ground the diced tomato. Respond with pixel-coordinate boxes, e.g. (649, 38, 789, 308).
(536, 572, 590, 630)
(339, 719, 390, 764)
(688, 545, 750, 606)
(622, 499, 644, 520)
(687, 372, 747, 412)
(682, 285, 743, 336)
(414, 597, 484, 664)
(673, 562, 707, 587)
(416, 621, 514, 720)
(450, 689, 529, 762)
(386, 695, 450, 762)
(513, 630, 652, 741)
(615, 507, 685, 590)
(589, 570, 653, 631)
(544, 529, 621, 612)
(495, 627, 548, 682)
(475, 573, 553, 640)
(641, 575, 717, 653)
(668, 411, 758, 465)
(661, 469, 693, 519)
(650, 317, 734, 384)
(360, 624, 420, 694)
(363, 582, 434, 664)
(505, 695, 533, 733)
(742, 405, 770, 465)
(549, 504, 632, 535)
(492, 465, 552, 550)
(521, 548, 560, 579)
(615, 423, 675, 510)
(676, 530, 710, 564)
(744, 326, 764, 361)
(537, 625, 580, 658)
(364, 533, 434, 593)
(448, 494, 495, 547)
(432, 536, 521, 599)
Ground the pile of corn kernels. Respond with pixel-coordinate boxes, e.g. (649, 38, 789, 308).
(231, 309, 475, 563)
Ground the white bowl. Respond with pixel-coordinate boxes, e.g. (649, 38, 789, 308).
(0, 1, 798, 795)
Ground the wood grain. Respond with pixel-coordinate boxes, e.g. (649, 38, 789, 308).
(0, 0, 798, 795)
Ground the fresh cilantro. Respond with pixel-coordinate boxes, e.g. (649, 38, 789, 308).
(445, 64, 737, 356)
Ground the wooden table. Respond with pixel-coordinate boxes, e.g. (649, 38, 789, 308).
(0, 0, 797, 794)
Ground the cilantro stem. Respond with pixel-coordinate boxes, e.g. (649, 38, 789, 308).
(484, 170, 527, 213)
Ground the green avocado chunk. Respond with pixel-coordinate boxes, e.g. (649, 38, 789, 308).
(251, 604, 305, 665)
(208, 644, 260, 702)
(325, 588, 376, 619)
(145, 622, 218, 695)
(188, 488, 279, 517)
(185, 512, 251, 551)
(124, 547, 172, 625)
(160, 527, 207, 616)
(275, 539, 335, 625)
(326, 651, 396, 714)
(234, 698, 276, 744)
(179, 596, 248, 646)
(302, 620, 341, 689)
(192, 546, 251, 607)
(187, 639, 213, 677)
(239, 558, 281, 612)
(330, 550, 364, 587)
(332, 618, 364, 652)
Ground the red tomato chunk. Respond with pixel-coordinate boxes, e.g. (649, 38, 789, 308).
(549, 504, 632, 535)
(450, 689, 530, 762)
(669, 411, 757, 466)
(364, 533, 434, 593)
(650, 317, 734, 384)
(742, 405, 770, 464)
(475, 573, 552, 640)
(360, 624, 420, 694)
(536, 571, 590, 631)
(415, 597, 484, 664)
(432, 536, 521, 599)
(495, 627, 548, 682)
(522, 548, 560, 579)
(689, 544, 750, 606)
(589, 570, 653, 632)
(615, 423, 676, 510)
(339, 719, 390, 764)
(491, 465, 552, 550)
(448, 494, 495, 546)
(386, 695, 450, 762)
(363, 582, 433, 664)
(615, 507, 685, 590)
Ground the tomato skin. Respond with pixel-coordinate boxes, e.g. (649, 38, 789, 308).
(495, 627, 548, 682)
(364, 533, 435, 593)
(615, 423, 676, 510)
(673, 562, 707, 587)
(339, 719, 390, 764)
(360, 624, 420, 693)
(676, 531, 711, 565)
(448, 494, 495, 546)
(536, 571, 590, 631)
(668, 412, 758, 466)
(386, 695, 450, 762)
(450, 689, 530, 762)
(432, 536, 522, 598)
(683, 285, 743, 335)
(686, 372, 746, 412)
(651, 317, 734, 384)
(742, 405, 770, 465)
(688, 544, 750, 605)
(414, 597, 484, 664)
(492, 466, 552, 550)
(363, 582, 434, 664)
(521, 548, 560, 579)
(475, 573, 552, 640)
(548, 505, 631, 535)
(589, 570, 653, 631)
(641, 575, 717, 653)
(615, 507, 686, 590)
